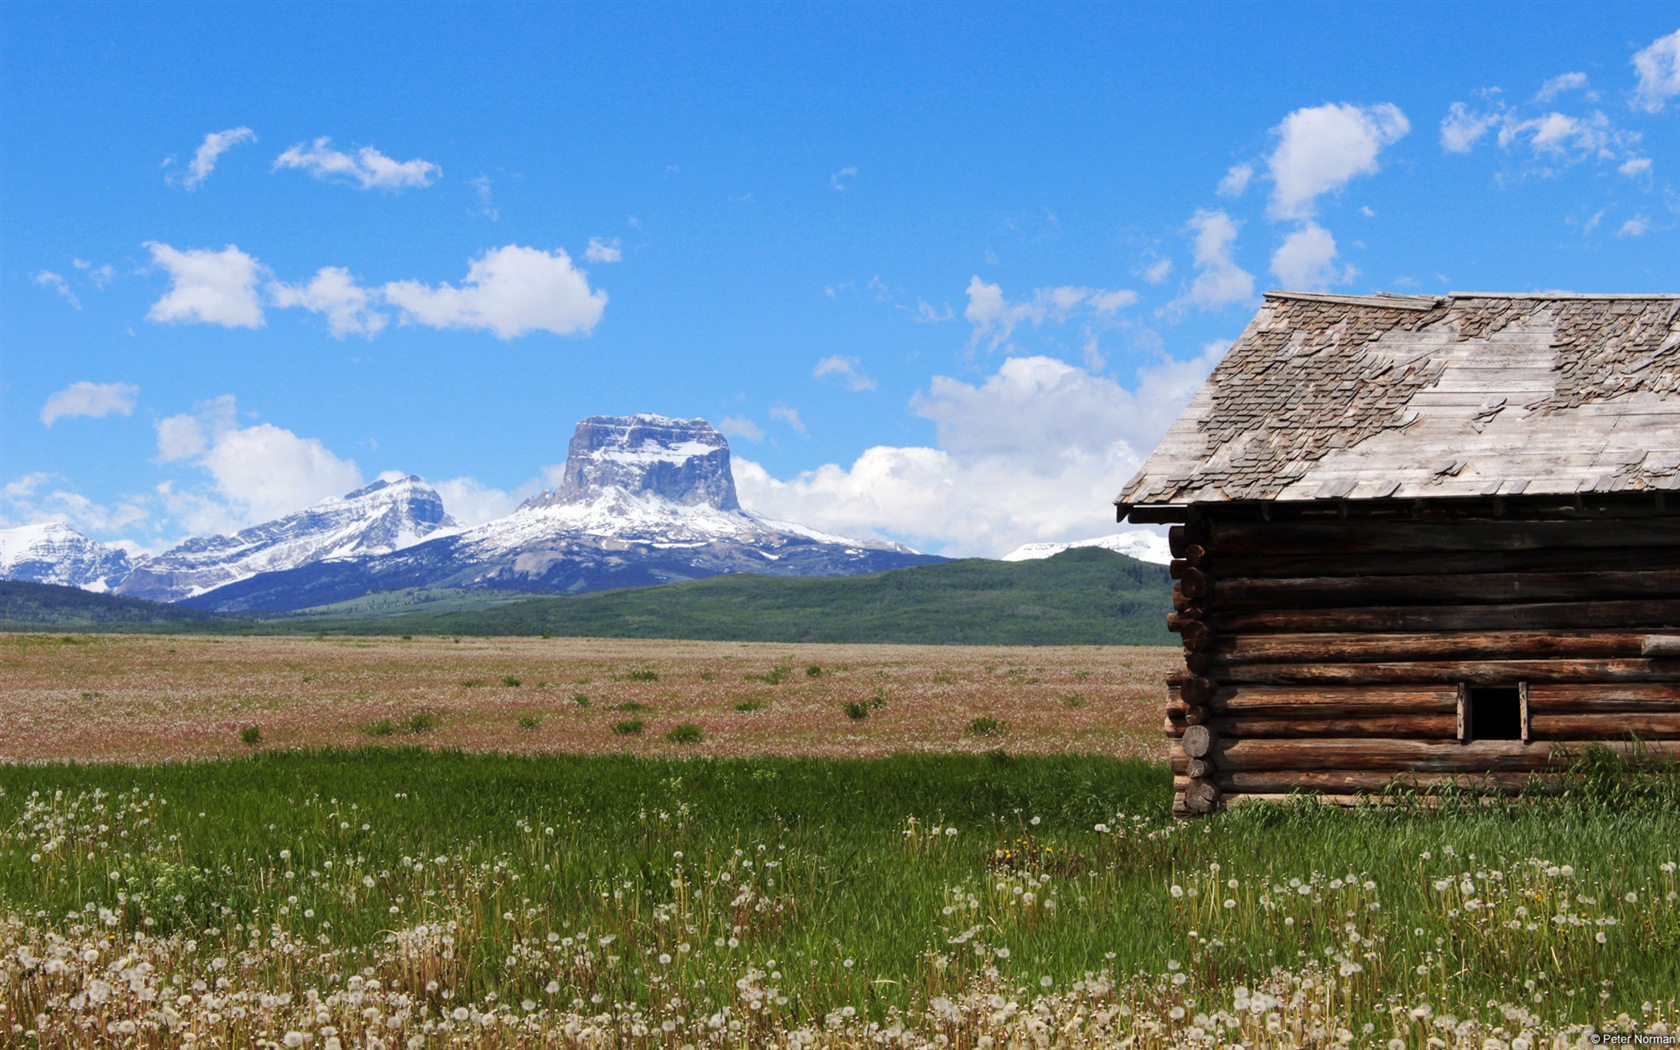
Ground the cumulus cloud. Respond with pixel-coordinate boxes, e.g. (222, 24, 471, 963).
(1440, 101, 1502, 153)
(1267, 102, 1409, 220)
(34, 270, 80, 309)
(2, 473, 147, 536)
(716, 415, 765, 443)
(1633, 29, 1680, 113)
(1270, 222, 1354, 290)
(585, 237, 622, 263)
(734, 349, 1225, 557)
(383, 245, 606, 338)
(1537, 72, 1590, 102)
(41, 382, 139, 427)
(1168, 210, 1254, 313)
(268, 267, 388, 338)
(1620, 156, 1653, 177)
(274, 137, 441, 189)
(769, 404, 808, 436)
(964, 278, 1137, 349)
(154, 395, 362, 528)
(1618, 215, 1650, 237)
(1217, 163, 1253, 197)
(144, 242, 266, 328)
(168, 127, 256, 189)
(432, 476, 519, 527)
(813, 355, 877, 391)
(1142, 259, 1173, 285)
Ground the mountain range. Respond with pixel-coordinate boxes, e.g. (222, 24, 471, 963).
(2, 415, 954, 612)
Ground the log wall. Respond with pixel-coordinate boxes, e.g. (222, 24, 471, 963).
(1163, 499, 1680, 815)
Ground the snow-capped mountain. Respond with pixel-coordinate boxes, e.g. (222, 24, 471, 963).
(117, 475, 458, 603)
(181, 415, 941, 612)
(1001, 530, 1172, 566)
(0, 522, 135, 592)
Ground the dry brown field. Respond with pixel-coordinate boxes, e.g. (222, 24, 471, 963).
(0, 633, 1179, 763)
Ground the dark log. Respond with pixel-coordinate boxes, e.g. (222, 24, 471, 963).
(1184, 780, 1221, 815)
(1168, 525, 1187, 558)
(1211, 684, 1458, 716)
(1207, 714, 1456, 739)
(1169, 560, 1186, 581)
(1183, 705, 1207, 727)
(1208, 518, 1680, 558)
(1181, 724, 1214, 758)
(1180, 676, 1214, 705)
(1165, 612, 1196, 634)
(1216, 770, 1544, 795)
(1180, 567, 1212, 600)
(1526, 683, 1680, 712)
(1216, 630, 1649, 665)
(1184, 652, 1215, 675)
(1166, 697, 1189, 718)
(1213, 570, 1680, 612)
(1527, 713, 1680, 741)
(1210, 737, 1680, 773)
(1163, 716, 1182, 738)
(1211, 545, 1680, 582)
(1216, 658, 1680, 687)
(1180, 620, 1214, 653)
(1212, 600, 1680, 635)
(1185, 517, 1212, 545)
(1186, 758, 1214, 779)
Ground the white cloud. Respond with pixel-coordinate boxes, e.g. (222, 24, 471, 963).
(1633, 29, 1680, 113)
(964, 278, 1137, 349)
(169, 127, 256, 189)
(716, 415, 765, 443)
(1217, 163, 1253, 197)
(1620, 156, 1653, 176)
(73, 259, 115, 288)
(1270, 222, 1354, 290)
(1440, 101, 1501, 153)
(274, 137, 441, 190)
(1168, 210, 1254, 312)
(154, 395, 361, 527)
(1267, 102, 1409, 220)
(41, 381, 139, 427)
(830, 165, 858, 191)
(813, 355, 877, 391)
(34, 270, 80, 310)
(2, 473, 146, 536)
(383, 245, 607, 338)
(1618, 215, 1650, 237)
(471, 175, 498, 220)
(1142, 259, 1172, 285)
(769, 404, 808, 436)
(735, 349, 1225, 556)
(144, 242, 266, 329)
(432, 476, 519, 527)
(585, 237, 623, 263)
(1537, 72, 1589, 102)
(912, 299, 954, 323)
(268, 267, 388, 338)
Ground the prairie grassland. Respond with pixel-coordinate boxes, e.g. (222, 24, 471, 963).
(1, 750, 1678, 1048)
(0, 634, 1179, 763)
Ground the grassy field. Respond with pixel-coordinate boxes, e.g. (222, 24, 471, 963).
(0, 634, 1179, 763)
(2, 634, 1678, 1047)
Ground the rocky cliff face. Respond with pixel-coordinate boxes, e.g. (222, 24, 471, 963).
(118, 475, 458, 602)
(0, 522, 134, 592)
(524, 414, 741, 511)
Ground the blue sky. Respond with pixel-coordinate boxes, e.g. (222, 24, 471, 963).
(3, 2, 1677, 557)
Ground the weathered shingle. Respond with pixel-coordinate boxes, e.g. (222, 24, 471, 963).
(1118, 292, 1680, 507)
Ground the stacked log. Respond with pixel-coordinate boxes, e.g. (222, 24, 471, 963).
(1163, 503, 1680, 816)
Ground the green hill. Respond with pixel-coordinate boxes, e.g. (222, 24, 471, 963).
(0, 580, 245, 632)
(1, 548, 1174, 645)
(294, 547, 1175, 645)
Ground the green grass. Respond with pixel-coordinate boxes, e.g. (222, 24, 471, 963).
(2, 751, 1677, 1042)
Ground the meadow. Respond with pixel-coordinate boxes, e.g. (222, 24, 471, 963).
(2, 634, 1678, 1048)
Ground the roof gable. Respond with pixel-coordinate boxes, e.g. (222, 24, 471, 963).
(1120, 292, 1680, 507)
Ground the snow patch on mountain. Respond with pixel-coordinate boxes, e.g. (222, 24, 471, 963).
(0, 522, 135, 592)
(1001, 530, 1171, 565)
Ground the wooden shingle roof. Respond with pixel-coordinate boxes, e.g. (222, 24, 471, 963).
(1118, 291, 1680, 511)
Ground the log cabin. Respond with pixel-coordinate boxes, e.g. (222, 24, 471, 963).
(1114, 291, 1680, 815)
